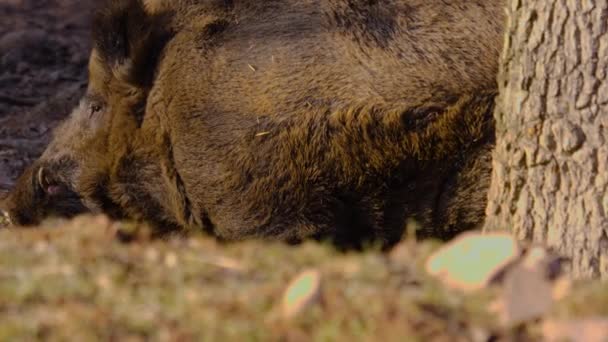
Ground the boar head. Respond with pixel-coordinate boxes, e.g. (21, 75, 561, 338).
(1, 0, 173, 226)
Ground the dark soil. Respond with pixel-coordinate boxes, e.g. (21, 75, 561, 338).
(0, 0, 93, 194)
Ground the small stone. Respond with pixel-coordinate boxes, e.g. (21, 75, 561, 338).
(281, 269, 322, 319)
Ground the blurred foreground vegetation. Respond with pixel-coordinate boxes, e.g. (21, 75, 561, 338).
(0, 215, 607, 341)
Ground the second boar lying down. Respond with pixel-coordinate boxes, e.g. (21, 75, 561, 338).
(1, 0, 503, 247)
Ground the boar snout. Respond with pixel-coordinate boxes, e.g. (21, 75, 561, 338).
(2, 166, 43, 226)
(3, 161, 89, 227)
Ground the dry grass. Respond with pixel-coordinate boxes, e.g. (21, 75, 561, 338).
(0, 215, 605, 341)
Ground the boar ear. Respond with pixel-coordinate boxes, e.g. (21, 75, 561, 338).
(92, 0, 173, 87)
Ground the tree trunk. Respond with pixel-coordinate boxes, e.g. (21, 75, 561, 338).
(484, 0, 608, 278)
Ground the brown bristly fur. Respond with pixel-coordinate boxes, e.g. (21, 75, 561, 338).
(2, 0, 505, 248)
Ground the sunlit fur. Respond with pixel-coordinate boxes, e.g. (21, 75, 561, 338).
(2, 0, 504, 248)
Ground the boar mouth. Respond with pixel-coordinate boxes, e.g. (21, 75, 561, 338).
(2, 162, 90, 227)
(37, 166, 69, 198)
(33, 165, 90, 221)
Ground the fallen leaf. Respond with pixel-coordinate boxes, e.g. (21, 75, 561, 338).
(490, 246, 566, 327)
(281, 269, 322, 319)
(425, 232, 519, 291)
(490, 260, 554, 327)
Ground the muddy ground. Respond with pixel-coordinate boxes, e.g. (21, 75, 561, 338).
(0, 0, 93, 194)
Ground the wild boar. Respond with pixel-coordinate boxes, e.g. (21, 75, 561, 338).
(1, 0, 504, 248)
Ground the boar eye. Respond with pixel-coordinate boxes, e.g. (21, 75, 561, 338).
(89, 103, 104, 117)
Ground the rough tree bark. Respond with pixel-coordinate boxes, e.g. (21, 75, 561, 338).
(484, 0, 608, 278)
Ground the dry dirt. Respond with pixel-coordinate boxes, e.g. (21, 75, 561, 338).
(0, 0, 93, 195)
